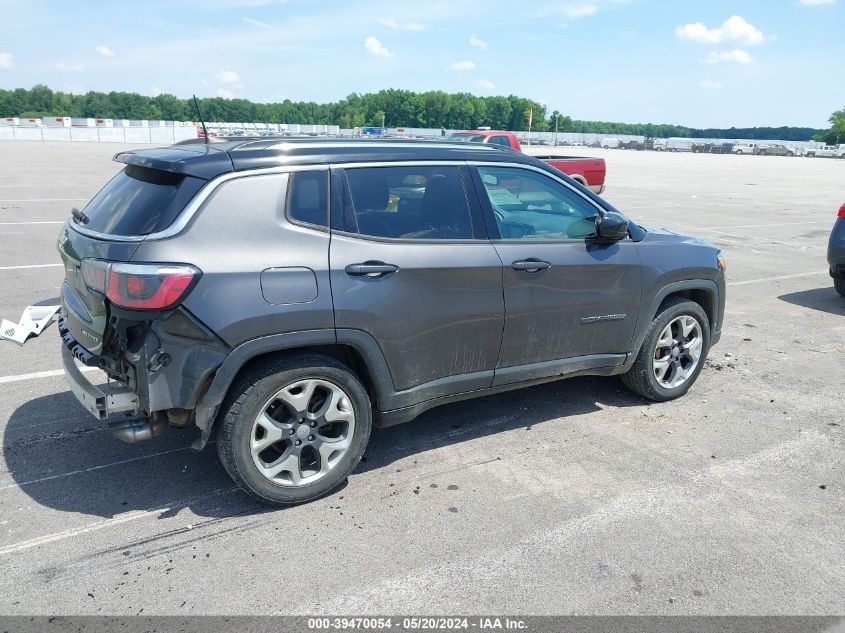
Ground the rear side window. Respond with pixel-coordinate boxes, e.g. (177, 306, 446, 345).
(341, 166, 475, 240)
(287, 170, 328, 228)
(80, 165, 204, 236)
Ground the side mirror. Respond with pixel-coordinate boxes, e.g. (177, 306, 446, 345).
(595, 211, 629, 241)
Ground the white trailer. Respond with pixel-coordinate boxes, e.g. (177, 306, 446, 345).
(42, 117, 72, 127)
(95, 118, 114, 127)
(71, 117, 96, 127)
(0, 117, 20, 126)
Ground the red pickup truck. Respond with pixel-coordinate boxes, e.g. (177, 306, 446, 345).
(446, 130, 606, 194)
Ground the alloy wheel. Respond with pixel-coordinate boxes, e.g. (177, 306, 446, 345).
(652, 315, 703, 389)
(250, 379, 355, 486)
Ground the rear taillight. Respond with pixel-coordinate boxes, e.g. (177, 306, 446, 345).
(81, 260, 199, 310)
(838, 203, 845, 219)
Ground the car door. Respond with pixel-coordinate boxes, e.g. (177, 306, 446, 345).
(329, 163, 504, 405)
(469, 163, 642, 386)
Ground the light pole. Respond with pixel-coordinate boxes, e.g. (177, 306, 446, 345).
(382, 112, 386, 134)
(553, 115, 559, 147)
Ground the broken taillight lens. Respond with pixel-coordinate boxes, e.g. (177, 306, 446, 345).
(81, 260, 200, 310)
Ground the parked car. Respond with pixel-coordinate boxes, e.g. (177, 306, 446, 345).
(446, 130, 607, 194)
(600, 137, 621, 149)
(756, 144, 795, 157)
(829, 203, 845, 297)
(691, 142, 714, 153)
(665, 138, 694, 152)
(711, 143, 735, 154)
(619, 139, 645, 151)
(733, 143, 760, 155)
(45, 138, 725, 505)
(806, 145, 845, 159)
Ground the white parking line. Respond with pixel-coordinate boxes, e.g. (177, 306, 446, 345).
(1, 445, 200, 491)
(0, 221, 65, 225)
(679, 220, 826, 231)
(0, 486, 237, 557)
(0, 367, 97, 385)
(728, 271, 828, 286)
(0, 198, 88, 202)
(0, 263, 62, 271)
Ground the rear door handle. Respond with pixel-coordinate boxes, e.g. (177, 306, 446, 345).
(345, 262, 399, 277)
(512, 259, 551, 272)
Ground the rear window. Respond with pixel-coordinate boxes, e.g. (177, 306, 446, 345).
(446, 133, 486, 143)
(79, 165, 205, 236)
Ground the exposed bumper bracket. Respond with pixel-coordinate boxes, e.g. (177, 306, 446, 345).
(61, 345, 139, 420)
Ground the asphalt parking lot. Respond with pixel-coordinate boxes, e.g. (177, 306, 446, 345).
(0, 141, 843, 615)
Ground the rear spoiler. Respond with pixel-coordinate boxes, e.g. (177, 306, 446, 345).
(113, 146, 234, 180)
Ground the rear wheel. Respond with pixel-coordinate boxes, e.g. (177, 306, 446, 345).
(216, 354, 372, 506)
(622, 298, 710, 402)
(835, 278, 845, 298)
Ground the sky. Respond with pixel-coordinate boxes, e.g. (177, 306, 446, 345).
(0, 0, 842, 129)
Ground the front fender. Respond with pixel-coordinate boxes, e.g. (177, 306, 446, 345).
(629, 278, 724, 358)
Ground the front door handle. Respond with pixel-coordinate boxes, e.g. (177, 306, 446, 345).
(512, 259, 551, 273)
(345, 262, 399, 277)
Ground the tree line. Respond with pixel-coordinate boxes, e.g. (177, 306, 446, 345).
(0, 84, 826, 141)
(816, 106, 845, 145)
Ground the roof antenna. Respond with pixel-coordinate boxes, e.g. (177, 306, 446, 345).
(192, 94, 209, 144)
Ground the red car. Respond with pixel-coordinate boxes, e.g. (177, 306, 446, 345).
(447, 130, 606, 194)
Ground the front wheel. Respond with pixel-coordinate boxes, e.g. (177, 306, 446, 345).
(621, 298, 711, 402)
(216, 354, 372, 506)
(835, 278, 845, 298)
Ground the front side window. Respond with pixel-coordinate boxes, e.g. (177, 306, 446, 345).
(342, 166, 475, 240)
(476, 166, 599, 240)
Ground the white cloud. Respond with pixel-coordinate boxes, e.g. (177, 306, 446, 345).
(54, 61, 85, 72)
(800, 0, 836, 5)
(151, 86, 162, 97)
(675, 15, 765, 46)
(449, 60, 476, 71)
(95, 45, 115, 57)
(562, 4, 599, 17)
(474, 79, 495, 90)
(378, 16, 425, 31)
(0, 52, 12, 69)
(700, 78, 722, 89)
(364, 36, 394, 57)
(469, 35, 489, 50)
(216, 69, 240, 84)
(703, 49, 753, 64)
(216, 88, 235, 98)
(243, 17, 281, 30)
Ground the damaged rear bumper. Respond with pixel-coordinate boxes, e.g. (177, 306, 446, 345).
(61, 344, 139, 420)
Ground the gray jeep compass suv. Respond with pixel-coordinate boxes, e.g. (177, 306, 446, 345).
(57, 138, 726, 505)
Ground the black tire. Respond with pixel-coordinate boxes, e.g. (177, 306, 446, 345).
(621, 297, 711, 402)
(216, 354, 372, 506)
(835, 278, 845, 298)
